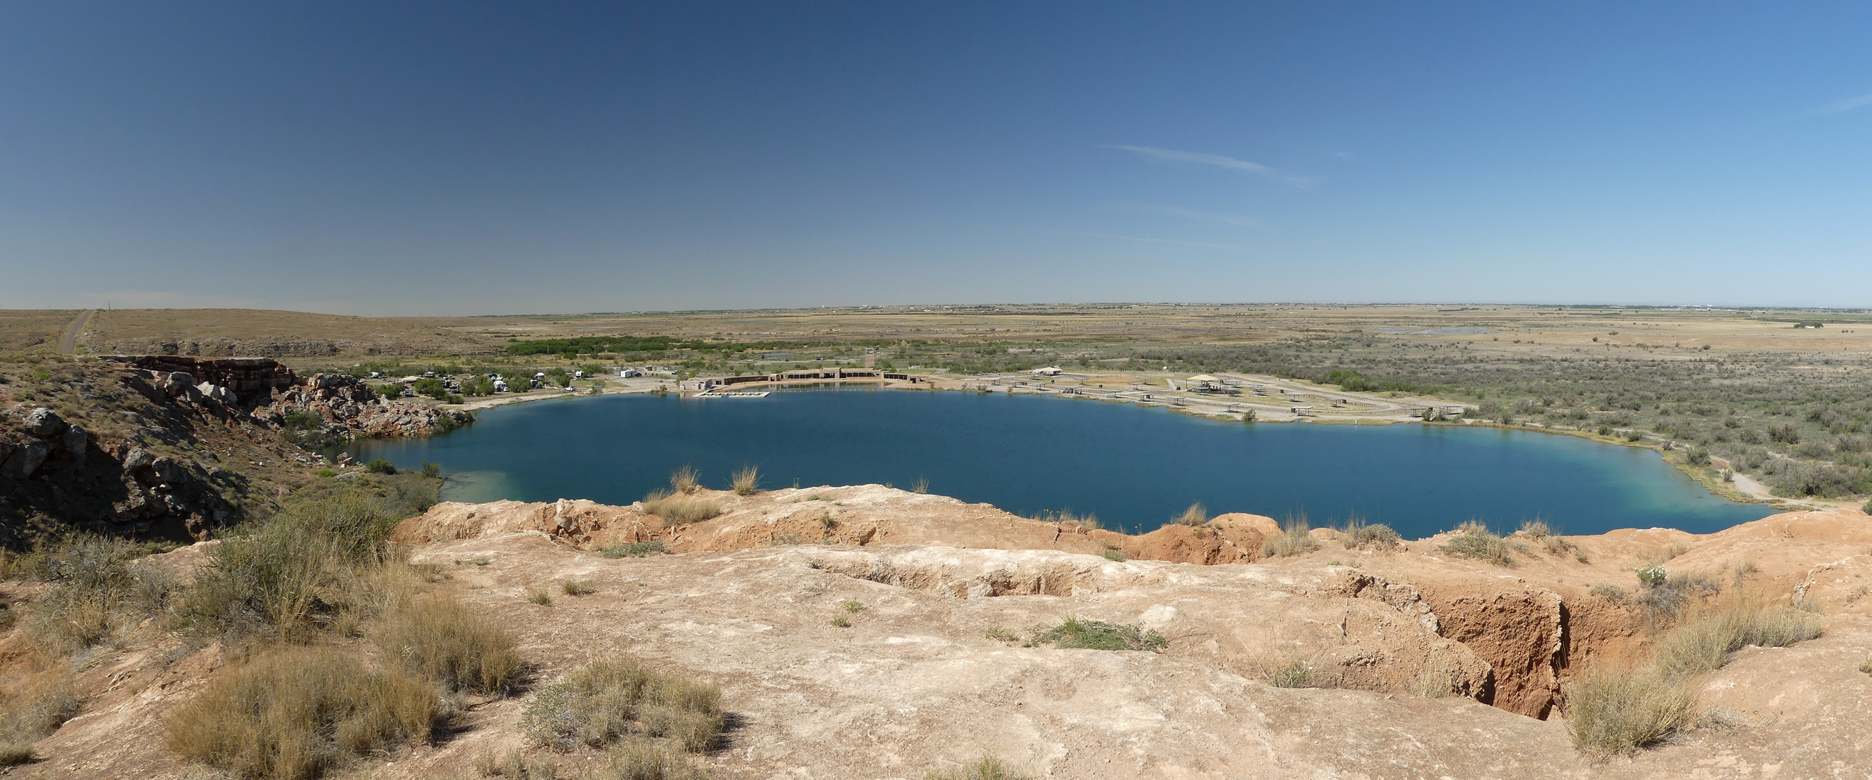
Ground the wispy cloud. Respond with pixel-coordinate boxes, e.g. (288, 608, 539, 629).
(1112, 202, 1260, 228)
(1811, 92, 1872, 115)
(1107, 145, 1315, 188)
(1044, 230, 1244, 251)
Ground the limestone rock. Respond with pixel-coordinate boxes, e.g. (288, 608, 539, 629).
(2, 442, 51, 479)
(22, 406, 67, 437)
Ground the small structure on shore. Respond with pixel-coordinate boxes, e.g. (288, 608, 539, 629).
(1031, 366, 1063, 376)
(1188, 374, 1238, 395)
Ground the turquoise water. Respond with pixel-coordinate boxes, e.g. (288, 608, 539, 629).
(351, 388, 1772, 538)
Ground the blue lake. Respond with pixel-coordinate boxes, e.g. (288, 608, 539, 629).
(351, 387, 1773, 538)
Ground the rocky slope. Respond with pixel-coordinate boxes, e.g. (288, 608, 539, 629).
(0, 358, 470, 545)
(10, 485, 1872, 778)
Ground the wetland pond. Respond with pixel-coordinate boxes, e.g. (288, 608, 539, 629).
(352, 387, 1773, 538)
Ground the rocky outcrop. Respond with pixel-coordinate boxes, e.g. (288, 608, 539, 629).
(102, 355, 300, 404)
(2, 359, 465, 546)
(101, 355, 471, 441)
(254, 372, 471, 439)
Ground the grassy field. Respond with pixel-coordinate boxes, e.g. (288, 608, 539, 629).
(10, 302, 1872, 502)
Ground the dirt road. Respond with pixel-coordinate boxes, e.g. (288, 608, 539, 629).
(58, 309, 94, 356)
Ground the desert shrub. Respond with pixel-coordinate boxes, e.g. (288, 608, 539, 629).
(1339, 516, 1400, 551)
(1266, 660, 1314, 688)
(1030, 617, 1166, 653)
(1030, 509, 1099, 529)
(1635, 564, 1668, 588)
(669, 465, 699, 495)
(522, 656, 723, 754)
(1102, 549, 1126, 562)
(1438, 521, 1518, 567)
(731, 465, 761, 496)
(365, 458, 398, 475)
(165, 646, 443, 780)
(372, 593, 524, 694)
(925, 757, 1032, 780)
(420, 461, 442, 478)
(475, 749, 560, 778)
(602, 742, 709, 780)
(602, 541, 666, 558)
(1562, 663, 1694, 756)
(13, 536, 171, 657)
(1175, 502, 1207, 526)
(1515, 519, 1552, 539)
(182, 491, 404, 639)
(0, 671, 82, 762)
(1649, 602, 1821, 683)
(1563, 599, 1822, 757)
(1260, 515, 1319, 558)
(1590, 584, 1628, 604)
(640, 491, 722, 525)
(561, 580, 595, 596)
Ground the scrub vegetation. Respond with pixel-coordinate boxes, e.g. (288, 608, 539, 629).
(521, 656, 724, 778)
(1562, 598, 1822, 757)
(1261, 515, 1320, 558)
(1029, 617, 1168, 653)
(0, 467, 734, 780)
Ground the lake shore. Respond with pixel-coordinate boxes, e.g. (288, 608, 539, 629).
(423, 367, 1832, 514)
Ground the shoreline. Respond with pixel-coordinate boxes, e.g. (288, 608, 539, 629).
(416, 369, 1830, 514)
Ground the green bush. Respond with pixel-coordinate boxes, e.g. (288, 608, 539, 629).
(1340, 516, 1400, 551)
(602, 541, 666, 558)
(365, 459, 397, 475)
(1030, 617, 1166, 653)
(182, 489, 406, 639)
(1438, 521, 1518, 567)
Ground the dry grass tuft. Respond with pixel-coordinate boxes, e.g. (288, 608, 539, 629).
(731, 465, 761, 496)
(373, 593, 524, 695)
(0, 670, 82, 763)
(165, 646, 444, 780)
(1562, 662, 1695, 757)
(1260, 515, 1319, 558)
(1516, 519, 1552, 539)
(475, 749, 559, 778)
(12, 536, 173, 658)
(522, 656, 724, 756)
(1438, 521, 1519, 567)
(1563, 598, 1823, 757)
(182, 492, 406, 641)
(561, 580, 595, 597)
(1175, 502, 1208, 526)
(1649, 601, 1821, 682)
(925, 757, 1033, 780)
(1339, 515, 1400, 551)
(641, 490, 723, 525)
(602, 541, 666, 558)
(669, 465, 700, 495)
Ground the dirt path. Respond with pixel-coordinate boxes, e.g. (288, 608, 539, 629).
(57, 308, 94, 356)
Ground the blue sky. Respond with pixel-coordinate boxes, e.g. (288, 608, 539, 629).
(2, 2, 1869, 314)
